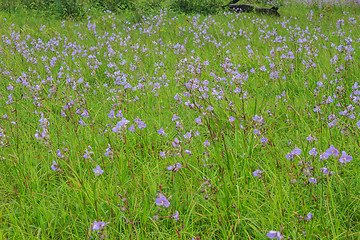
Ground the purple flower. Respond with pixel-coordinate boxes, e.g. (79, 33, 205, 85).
(204, 140, 210, 147)
(260, 137, 268, 144)
(116, 110, 123, 118)
(308, 178, 317, 185)
(195, 116, 202, 124)
(128, 124, 135, 132)
(356, 120, 360, 129)
(81, 109, 89, 118)
(138, 121, 147, 129)
(6, 94, 13, 104)
(339, 151, 352, 163)
(291, 147, 302, 155)
(160, 151, 166, 158)
(172, 138, 180, 147)
(320, 167, 329, 174)
(155, 196, 170, 207)
(119, 117, 130, 126)
(57, 149, 64, 158)
(304, 212, 312, 221)
(175, 121, 182, 128)
(171, 114, 179, 121)
(93, 165, 104, 176)
(6, 84, 13, 90)
(184, 150, 192, 155)
(34, 130, 42, 139)
(319, 152, 330, 160)
(306, 134, 314, 142)
(173, 210, 179, 220)
(158, 127, 166, 136)
(253, 169, 263, 178)
(167, 163, 182, 171)
(229, 116, 235, 122)
(328, 120, 337, 128)
(266, 230, 282, 239)
(326, 96, 334, 104)
(112, 121, 122, 132)
(325, 145, 339, 157)
(309, 148, 318, 156)
(104, 145, 113, 158)
(253, 129, 260, 135)
(175, 163, 182, 170)
(183, 132, 192, 139)
(92, 221, 105, 231)
(83, 146, 94, 159)
(285, 153, 294, 160)
(253, 115, 261, 122)
(108, 109, 115, 118)
(79, 118, 85, 126)
(339, 110, 348, 116)
(51, 160, 59, 171)
(313, 105, 321, 112)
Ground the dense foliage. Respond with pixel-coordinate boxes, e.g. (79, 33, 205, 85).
(1, 0, 223, 18)
(1, 0, 357, 19)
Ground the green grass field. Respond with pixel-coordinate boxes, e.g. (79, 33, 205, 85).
(0, 2, 360, 239)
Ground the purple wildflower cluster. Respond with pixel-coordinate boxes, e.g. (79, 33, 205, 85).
(34, 113, 51, 146)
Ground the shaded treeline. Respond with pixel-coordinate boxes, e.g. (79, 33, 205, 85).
(0, 0, 228, 18)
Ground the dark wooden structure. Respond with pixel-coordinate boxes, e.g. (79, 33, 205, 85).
(222, 0, 280, 17)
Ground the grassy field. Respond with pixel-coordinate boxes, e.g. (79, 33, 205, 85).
(0, 2, 360, 239)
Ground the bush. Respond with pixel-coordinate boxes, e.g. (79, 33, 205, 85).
(20, 0, 86, 19)
(93, 0, 134, 12)
(18, 0, 141, 19)
(1, 0, 224, 19)
(0, 0, 21, 13)
(170, 0, 223, 14)
(22, 0, 53, 11)
(52, 0, 87, 19)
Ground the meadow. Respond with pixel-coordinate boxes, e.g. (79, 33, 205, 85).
(0, 1, 360, 239)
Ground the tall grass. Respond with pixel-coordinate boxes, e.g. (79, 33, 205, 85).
(0, 2, 360, 240)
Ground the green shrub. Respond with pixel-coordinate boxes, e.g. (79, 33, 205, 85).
(0, 0, 21, 13)
(170, 0, 223, 14)
(52, 0, 86, 19)
(21, 0, 53, 11)
(19, 0, 86, 19)
(93, 0, 134, 12)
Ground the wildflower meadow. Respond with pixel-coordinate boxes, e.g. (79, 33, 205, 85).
(0, 1, 360, 239)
